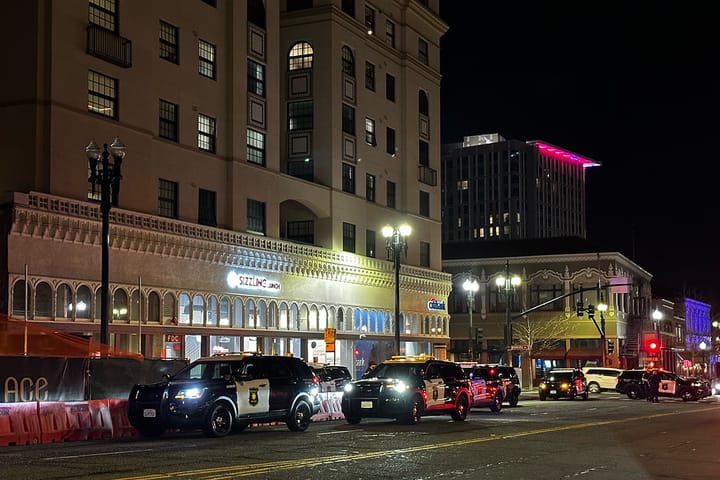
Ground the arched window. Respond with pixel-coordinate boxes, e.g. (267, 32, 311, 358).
(279, 302, 289, 329)
(163, 292, 176, 324)
(318, 306, 327, 330)
(233, 298, 243, 327)
(76, 285, 91, 319)
(148, 291, 160, 322)
(267, 301, 278, 328)
(35, 282, 52, 317)
(12, 280, 28, 317)
(246, 299, 256, 328)
(178, 293, 191, 324)
(130, 290, 141, 321)
(341, 46, 354, 77)
(219, 297, 230, 326)
(113, 289, 129, 320)
(289, 303, 299, 330)
(289, 41, 313, 70)
(257, 300, 267, 328)
(192, 294, 204, 325)
(207, 296, 218, 326)
(299, 304, 309, 330)
(309, 304, 318, 330)
(419, 90, 429, 116)
(56, 283, 73, 319)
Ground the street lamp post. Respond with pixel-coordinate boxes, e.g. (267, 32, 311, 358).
(597, 301, 608, 366)
(463, 277, 479, 361)
(495, 260, 521, 365)
(383, 224, 411, 356)
(86, 137, 126, 347)
(652, 308, 662, 367)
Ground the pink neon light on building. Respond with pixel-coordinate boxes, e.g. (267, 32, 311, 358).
(529, 141, 600, 167)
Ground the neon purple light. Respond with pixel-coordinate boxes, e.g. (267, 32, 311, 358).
(532, 142, 599, 167)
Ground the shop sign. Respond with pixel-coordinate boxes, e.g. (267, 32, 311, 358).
(226, 271, 281, 292)
(427, 297, 446, 311)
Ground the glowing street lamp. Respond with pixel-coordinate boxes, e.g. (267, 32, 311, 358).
(383, 224, 411, 356)
(495, 261, 521, 365)
(463, 277, 479, 361)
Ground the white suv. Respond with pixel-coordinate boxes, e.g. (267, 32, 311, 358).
(582, 367, 623, 393)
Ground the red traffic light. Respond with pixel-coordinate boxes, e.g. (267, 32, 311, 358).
(645, 338, 659, 354)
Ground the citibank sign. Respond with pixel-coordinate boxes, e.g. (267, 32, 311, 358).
(427, 298, 446, 311)
(226, 271, 281, 292)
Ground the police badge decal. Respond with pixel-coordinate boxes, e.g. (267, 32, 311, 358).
(249, 387, 259, 406)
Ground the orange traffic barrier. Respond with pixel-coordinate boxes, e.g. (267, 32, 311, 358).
(38, 402, 71, 444)
(108, 399, 137, 438)
(87, 400, 113, 440)
(0, 402, 41, 446)
(63, 402, 92, 441)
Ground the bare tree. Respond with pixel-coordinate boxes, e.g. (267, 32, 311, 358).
(512, 313, 576, 385)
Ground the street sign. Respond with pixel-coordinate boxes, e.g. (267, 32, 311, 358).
(510, 345, 528, 351)
(324, 328, 336, 352)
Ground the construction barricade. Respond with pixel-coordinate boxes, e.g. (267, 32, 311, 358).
(63, 401, 113, 441)
(0, 402, 41, 446)
(108, 398, 137, 438)
(38, 401, 71, 444)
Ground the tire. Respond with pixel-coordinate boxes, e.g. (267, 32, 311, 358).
(345, 416, 361, 425)
(539, 393, 546, 401)
(679, 388, 696, 402)
(588, 382, 601, 394)
(137, 424, 165, 438)
(452, 394, 469, 421)
(508, 389, 519, 407)
(401, 396, 423, 425)
(626, 386, 641, 400)
(489, 392, 503, 413)
(287, 401, 312, 432)
(203, 403, 233, 437)
(581, 391, 589, 400)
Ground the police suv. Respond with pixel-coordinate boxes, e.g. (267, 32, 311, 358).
(128, 352, 320, 437)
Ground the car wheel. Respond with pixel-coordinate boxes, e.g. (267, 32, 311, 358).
(203, 403, 233, 437)
(137, 424, 165, 438)
(508, 389, 519, 407)
(345, 416, 362, 425)
(588, 382, 601, 394)
(679, 388, 696, 402)
(401, 395, 423, 425)
(287, 401, 312, 432)
(452, 394, 469, 421)
(539, 393, 546, 401)
(626, 386, 640, 400)
(582, 391, 589, 400)
(489, 392, 503, 413)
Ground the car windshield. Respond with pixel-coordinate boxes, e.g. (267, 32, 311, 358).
(545, 372, 573, 382)
(368, 363, 421, 380)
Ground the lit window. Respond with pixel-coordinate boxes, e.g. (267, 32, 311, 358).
(87, 70, 117, 119)
(198, 114, 216, 152)
(247, 129, 265, 166)
(289, 41, 314, 70)
(248, 60, 265, 96)
(160, 21, 179, 63)
(198, 39, 216, 79)
(365, 118, 376, 146)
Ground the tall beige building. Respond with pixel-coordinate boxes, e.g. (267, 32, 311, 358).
(0, 0, 450, 376)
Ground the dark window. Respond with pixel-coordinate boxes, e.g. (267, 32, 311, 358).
(160, 21, 179, 63)
(419, 241, 430, 267)
(365, 62, 375, 91)
(159, 99, 178, 141)
(198, 39, 216, 79)
(341, 0, 355, 17)
(88, 70, 117, 119)
(342, 104, 355, 135)
(366, 229, 376, 258)
(201, 0, 217, 6)
(418, 37, 429, 65)
(386, 127, 396, 155)
(288, 101, 313, 130)
(248, 60, 265, 96)
(386, 73, 395, 102)
(198, 114, 216, 152)
(248, 0, 266, 28)
(343, 222, 356, 253)
(420, 191, 430, 217)
(419, 140, 429, 166)
(247, 199, 266, 235)
(158, 178, 178, 218)
(365, 6, 375, 34)
(365, 118, 376, 145)
(247, 129, 265, 166)
(342, 46, 354, 77)
(387, 180, 396, 209)
(287, 0, 313, 11)
(289, 41, 313, 70)
(342, 163, 355, 194)
(366, 173, 376, 202)
(287, 220, 314, 244)
(89, 0, 117, 32)
(385, 20, 395, 48)
(198, 189, 216, 227)
(419, 90, 429, 116)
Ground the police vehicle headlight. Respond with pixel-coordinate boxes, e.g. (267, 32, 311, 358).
(344, 383, 354, 393)
(387, 381, 408, 392)
(560, 382, 570, 390)
(175, 387, 203, 400)
(310, 385, 319, 396)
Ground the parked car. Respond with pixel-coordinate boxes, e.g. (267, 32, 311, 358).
(582, 366, 623, 393)
(538, 368, 588, 401)
(617, 369, 710, 401)
(468, 364, 521, 408)
(341, 354, 472, 425)
(128, 352, 321, 438)
(308, 363, 352, 392)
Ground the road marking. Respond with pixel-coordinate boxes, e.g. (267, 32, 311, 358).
(44, 449, 155, 461)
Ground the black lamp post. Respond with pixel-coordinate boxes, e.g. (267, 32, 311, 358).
(463, 276, 479, 361)
(495, 260, 521, 365)
(382, 224, 411, 356)
(86, 137, 126, 347)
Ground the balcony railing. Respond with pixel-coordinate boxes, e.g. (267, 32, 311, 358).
(87, 24, 132, 68)
(418, 165, 437, 186)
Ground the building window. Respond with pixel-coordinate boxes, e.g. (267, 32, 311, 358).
(419, 140, 429, 166)
(365, 118, 376, 146)
(365, 6, 375, 34)
(366, 229, 376, 258)
(89, 0, 117, 32)
(343, 222, 356, 253)
(159, 21, 179, 64)
(198, 113, 216, 153)
(288, 101, 313, 130)
(198, 39, 216, 79)
(418, 37, 429, 65)
(386, 127, 396, 155)
(342, 104, 355, 135)
(287, 220, 314, 244)
(385, 20, 395, 48)
(287, 0, 312, 10)
(386, 73, 395, 102)
(247, 199, 266, 235)
(341, 0, 355, 17)
(198, 188, 216, 227)
(419, 191, 430, 217)
(365, 62, 375, 91)
(88, 70, 117, 119)
(419, 241, 430, 267)
(342, 46, 354, 77)
(419, 90, 429, 116)
(201, 0, 216, 6)
(387, 180, 396, 209)
(366, 173, 376, 202)
(159, 99, 178, 141)
(248, 60, 265, 97)
(247, 129, 265, 166)
(342, 163, 355, 194)
(247, 0, 266, 28)
(289, 41, 313, 70)
(158, 179, 178, 219)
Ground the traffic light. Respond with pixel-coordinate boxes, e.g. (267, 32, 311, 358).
(607, 339, 615, 354)
(587, 304, 595, 319)
(645, 338, 660, 355)
(576, 301, 584, 317)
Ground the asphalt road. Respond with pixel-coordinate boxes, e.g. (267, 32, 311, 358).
(2, 392, 718, 480)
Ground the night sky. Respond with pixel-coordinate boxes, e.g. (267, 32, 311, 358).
(439, 2, 718, 309)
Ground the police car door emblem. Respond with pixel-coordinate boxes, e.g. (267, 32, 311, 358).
(249, 387, 259, 406)
(432, 385, 439, 400)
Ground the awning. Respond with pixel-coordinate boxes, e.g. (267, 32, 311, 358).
(566, 348, 602, 359)
(532, 348, 566, 360)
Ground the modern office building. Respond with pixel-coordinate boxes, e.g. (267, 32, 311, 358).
(0, 0, 450, 375)
(441, 133, 601, 243)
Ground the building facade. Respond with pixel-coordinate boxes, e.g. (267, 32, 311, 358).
(0, 0, 450, 375)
